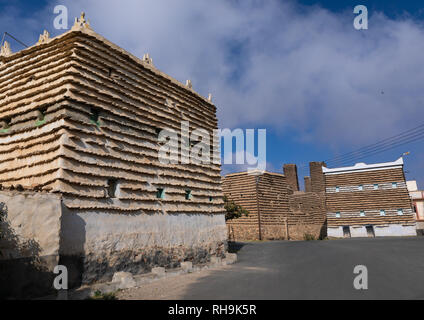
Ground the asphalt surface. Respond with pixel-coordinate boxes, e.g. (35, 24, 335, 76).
(182, 237, 424, 299)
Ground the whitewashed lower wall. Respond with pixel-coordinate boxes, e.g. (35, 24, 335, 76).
(374, 224, 416, 237)
(60, 209, 227, 254)
(327, 227, 344, 238)
(0, 191, 62, 298)
(0, 191, 62, 262)
(328, 223, 417, 238)
(60, 207, 227, 283)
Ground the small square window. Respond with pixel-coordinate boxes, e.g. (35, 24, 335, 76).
(107, 179, 117, 198)
(1, 117, 11, 130)
(380, 210, 386, 216)
(209, 196, 213, 202)
(360, 211, 365, 217)
(185, 190, 192, 200)
(392, 182, 397, 188)
(37, 107, 47, 121)
(35, 107, 48, 126)
(335, 212, 341, 218)
(157, 188, 165, 199)
(90, 107, 100, 126)
(358, 185, 363, 191)
(374, 184, 379, 190)
(154, 127, 162, 137)
(335, 186, 340, 193)
(397, 209, 403, 215)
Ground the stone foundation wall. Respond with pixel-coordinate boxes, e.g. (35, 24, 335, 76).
(288, 223, 325, 240)
(261, 225, 286, 240)
(227, 221, 325, 241)
(227, 223, 259, 241)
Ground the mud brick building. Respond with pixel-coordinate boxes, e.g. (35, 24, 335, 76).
(0, 13, 226, 296)
(224, 163, 327, 241)
(324, 157, 416, 238)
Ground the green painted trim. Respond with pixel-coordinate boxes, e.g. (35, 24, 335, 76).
(157, 188, 165, 199)
(35, 119, 46, 127)
(90, 119, 101, 127)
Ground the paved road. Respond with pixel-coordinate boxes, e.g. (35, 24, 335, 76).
(182, 237, 424, 299)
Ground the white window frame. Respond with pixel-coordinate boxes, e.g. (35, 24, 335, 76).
(380, 209, 386, 216)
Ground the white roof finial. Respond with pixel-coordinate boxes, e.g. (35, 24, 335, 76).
(142, 53, 153, 66)
(0, 41, 12, 57)
(186, 80, 192, 89)
(72, 12, 92, 30)
(38, 30, 50, 44)
(208, 93, 212, 102)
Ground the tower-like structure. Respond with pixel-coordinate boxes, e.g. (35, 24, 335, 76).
(0, 13, 226, 291)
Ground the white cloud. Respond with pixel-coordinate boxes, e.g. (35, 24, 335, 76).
(221, 150, 274, 176)
(5, 0, 424, 149)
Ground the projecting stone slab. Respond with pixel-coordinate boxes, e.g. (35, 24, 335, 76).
(223, 253, 237, 265)
(111, 272, 136, 289)
(210, 256, 222, 266)
(180, 261, 193, 272)
(151, 267, 166, 277)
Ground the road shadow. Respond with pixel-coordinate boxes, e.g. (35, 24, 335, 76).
(227, 241, 246, 253)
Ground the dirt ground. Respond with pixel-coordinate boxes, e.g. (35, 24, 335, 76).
(116, 265, 232, 300)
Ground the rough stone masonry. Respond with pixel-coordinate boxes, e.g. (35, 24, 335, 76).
(224, 164, 327, 241)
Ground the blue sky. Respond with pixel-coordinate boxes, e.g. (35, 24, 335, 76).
(1, 0, 424, 188)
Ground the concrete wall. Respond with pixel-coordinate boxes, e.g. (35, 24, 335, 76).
(328, 223, 417, 238)
(327, 226, 344, 238)
(60, 207, 227, 284)
(350, 226, 368, 237)
(374, 224, 416, 237)
(415, 201, 424, 220)
(416, 221, 424, 236)
(0, 191, 62, 298)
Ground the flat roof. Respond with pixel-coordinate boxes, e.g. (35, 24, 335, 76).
(224, 170, 285, 178)
(322, 157, 404, 175)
